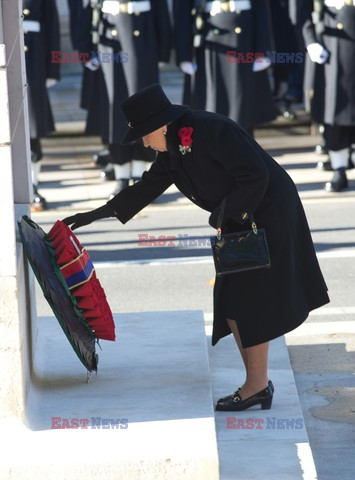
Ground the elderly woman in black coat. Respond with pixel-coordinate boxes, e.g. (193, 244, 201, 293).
(64, 84, 330, 411)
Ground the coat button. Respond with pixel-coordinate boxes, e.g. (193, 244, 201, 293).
(135, 12, 140, 16)
(133, 30, 140, 37)
(336, 22, 344, 30)
(24, 45, 29, 52)
(213, 28, 219, 35)
(23, 8, 30, 16)
(234, 27, 242, 34)
(241, 212, 248, 220)
(111, 29, 118, 37)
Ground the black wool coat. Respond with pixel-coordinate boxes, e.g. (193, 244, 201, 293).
(23, 0, 60, 139)
(298, 1, 355, 126)
(173, 0, 277, 129)
(108, 109, 330, 347)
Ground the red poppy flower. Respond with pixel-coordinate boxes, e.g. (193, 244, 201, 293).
(178, 127, 193, 151)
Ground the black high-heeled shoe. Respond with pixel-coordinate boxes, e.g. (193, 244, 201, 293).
(216, 381, 273, 412)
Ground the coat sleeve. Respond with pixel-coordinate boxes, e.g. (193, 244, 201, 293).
(173, 0, 195, 64)
(151, 0, 172, 63)
(43, 0, 61, 80)
(106, 153, 173, 224)
(208, 123, 270, 225)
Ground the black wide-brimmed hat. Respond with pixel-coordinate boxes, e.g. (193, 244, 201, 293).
(119, 84, 189, 145)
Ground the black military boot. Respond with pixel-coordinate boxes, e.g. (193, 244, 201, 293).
(30, 185, 47, 212)
(92, 148, 112, 167)
(108, 179, 130, 200)
(315, 143, 328, 155)
(317, 158, 332, 171)
(100, 164, 115, 181)
(324, 168, 348, 192)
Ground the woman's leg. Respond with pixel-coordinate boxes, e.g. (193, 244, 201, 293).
(240, 342, 269, 399)
(226, 318, 247, 369)
(226, 318, 269, 399)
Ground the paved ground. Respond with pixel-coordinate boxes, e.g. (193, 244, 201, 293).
(30, 69, 355, 479)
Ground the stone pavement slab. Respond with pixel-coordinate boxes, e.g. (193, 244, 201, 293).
(206, 328, 317, 480)
(1, 311, 219, 479)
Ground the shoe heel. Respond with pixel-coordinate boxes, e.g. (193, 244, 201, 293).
(261, 397, 272, 410)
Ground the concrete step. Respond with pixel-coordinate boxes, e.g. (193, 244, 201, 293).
(0, 309, 317, 479)
(206, 327, 317, 480)
(1, 311, 219, 480)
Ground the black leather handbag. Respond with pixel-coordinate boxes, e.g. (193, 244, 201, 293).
(210, 198, 271, 276)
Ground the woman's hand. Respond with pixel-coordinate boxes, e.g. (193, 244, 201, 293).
(62, 204, 115, 230)
(62, 211, 97, 231)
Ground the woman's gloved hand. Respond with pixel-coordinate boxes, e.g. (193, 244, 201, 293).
(63, 204, 114, 231)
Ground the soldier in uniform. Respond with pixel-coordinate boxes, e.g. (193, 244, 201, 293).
(297, 0, 355, 191)
(173, 0, 277, 133)
(269, 0, 299, 120)
(22, 0, 60, 210)
(67, 0, 109, 168)
(76, 0, 172, 197)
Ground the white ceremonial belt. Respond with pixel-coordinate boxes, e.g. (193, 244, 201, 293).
(205, 0, 252, 15)
(324, 0, 355, 8)
(102, 1, 151, 15)
(23, 20, 41, 33)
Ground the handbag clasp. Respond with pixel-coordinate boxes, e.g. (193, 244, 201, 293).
(251, 221, 258, 235)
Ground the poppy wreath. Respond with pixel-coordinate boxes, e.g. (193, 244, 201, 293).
(47, 221, 115, 341)
(178, 127, 193, 155)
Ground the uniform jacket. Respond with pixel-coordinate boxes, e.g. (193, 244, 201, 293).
(298, 0, 355, 125)
(108, 109, 330, 347)
(73, 0, 172, 164)
(23, 0, 60, 138)
(173, 0, 276, 129)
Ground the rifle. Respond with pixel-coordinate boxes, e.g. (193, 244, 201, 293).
(192, 0, 208, 48)
(90, 0, 103, 45)
(311, 0, 325, 42)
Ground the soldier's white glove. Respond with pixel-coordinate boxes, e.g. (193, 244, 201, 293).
(46, 78, 57, 88)
(85, 57, 100, 71)
(252, 56, 271, 72)
(307, 43, 329, 64)
(180, 61, 197, 76)
(158, 62, 166, 68)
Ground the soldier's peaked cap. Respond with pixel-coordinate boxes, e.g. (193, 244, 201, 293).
(119, 84, 189, 145)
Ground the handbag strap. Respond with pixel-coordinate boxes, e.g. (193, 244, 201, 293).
(217, 197, 258, 238)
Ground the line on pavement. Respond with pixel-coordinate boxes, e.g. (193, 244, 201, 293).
(94, 250, 355, 269)
(286, 320, 355, 336)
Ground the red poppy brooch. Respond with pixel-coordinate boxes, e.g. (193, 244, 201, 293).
(178, 127, 193, 155)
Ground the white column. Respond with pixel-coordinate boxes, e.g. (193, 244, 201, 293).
(0, 0, 34, 421)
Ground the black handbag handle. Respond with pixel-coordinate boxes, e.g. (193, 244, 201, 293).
(216, 198, 258, 239)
